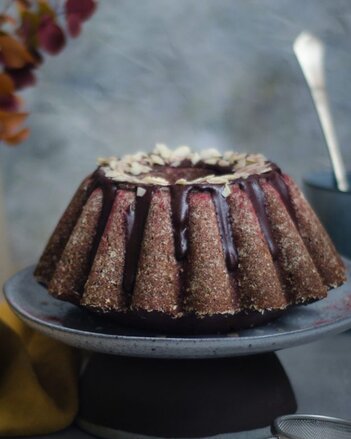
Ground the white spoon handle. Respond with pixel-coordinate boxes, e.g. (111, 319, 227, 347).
(294, 32, 349, 192)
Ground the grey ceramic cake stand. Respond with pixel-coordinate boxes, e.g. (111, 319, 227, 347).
(4, 260, 351, 438)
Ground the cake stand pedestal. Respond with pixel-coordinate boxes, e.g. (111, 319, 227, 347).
(4, 260, 351, 438)
(77, 352, 295, 437)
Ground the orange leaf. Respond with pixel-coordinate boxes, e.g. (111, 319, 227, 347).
(0, 111, 28, 137)
(0, 35, 34, 68)
(0, 73, 15, 97)
(4, 127, 30, 145)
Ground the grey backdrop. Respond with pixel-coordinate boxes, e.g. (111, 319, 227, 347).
(1, 0, 350, 267)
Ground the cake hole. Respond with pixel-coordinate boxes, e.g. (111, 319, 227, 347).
(145, 165, 228, 184)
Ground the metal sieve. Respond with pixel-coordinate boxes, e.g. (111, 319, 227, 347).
(267, 414, 351, 439)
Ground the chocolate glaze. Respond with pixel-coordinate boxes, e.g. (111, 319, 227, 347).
(123, 187, 154, 294)
(82, 163, 296, 296)
(209, 186, 238, 271)
(170, 186, 190, 261)
(87, 169, 117, 275)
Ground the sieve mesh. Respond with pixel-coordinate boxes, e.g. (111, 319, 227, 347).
(273, 415, 351, 439)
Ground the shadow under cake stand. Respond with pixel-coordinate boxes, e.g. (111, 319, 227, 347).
(4, 260, 351, 438)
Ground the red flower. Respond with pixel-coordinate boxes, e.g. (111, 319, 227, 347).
(38, 16, 66, 55)
(0, 0, 98, 146)
(65, 0, 97, 22)
(67, 13, 81, 38)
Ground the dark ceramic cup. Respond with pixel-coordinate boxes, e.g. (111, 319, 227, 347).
(303, 170, 351, 258)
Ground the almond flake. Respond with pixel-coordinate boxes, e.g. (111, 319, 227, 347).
(172, 145, 191, 159)
(150, 154, 165, 165)
(200, 148, 221, 160)
(191, 152, 201, 165)
(154, 143, 172, 160)
(130, 162, 151, 175)
(141, 176, 169, 185)
(204, 158, 219, 165)
(175, 178, 188, 185)
(137, 187, 147, 197)
(221, 184, 231, 198)
(218, 159, 230, 168)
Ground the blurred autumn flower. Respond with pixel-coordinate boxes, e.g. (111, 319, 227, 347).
(0, 0, 97, 146)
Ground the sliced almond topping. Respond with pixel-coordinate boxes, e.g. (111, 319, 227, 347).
(172, 145, 191, 159)
(204, 158, 219, 165)
(175, 178, 188, 185)
(222, 183, 232, 198)
(218, 159, 230, 167)
(154, 143, 172, 160)
(99, 145, 269, 185)
(200, 148, 221, 160)
(141, 176, 169, 185)
(137, 187, 147, 197)
(130, 162, 151, 175)
(150, 154, 165, 165)
(191, 152, 201, 165)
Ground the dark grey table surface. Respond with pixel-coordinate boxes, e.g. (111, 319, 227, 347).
(6, 331, 351, 439)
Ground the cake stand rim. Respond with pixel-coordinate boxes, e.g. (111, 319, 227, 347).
(3, 262, 351, 359)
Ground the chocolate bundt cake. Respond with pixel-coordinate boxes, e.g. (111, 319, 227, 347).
(35, 145, 346, 333)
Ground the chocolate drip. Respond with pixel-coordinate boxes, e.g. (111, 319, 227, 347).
(240, 178, 278, 259)
(170, 186, 191, 260)
(87, 170, 117, 271)
(207, 187, 238, 271)
(171, 185, 238, 272)
(123, 187, 154, 293)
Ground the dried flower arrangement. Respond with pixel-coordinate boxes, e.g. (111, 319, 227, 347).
(0, 0, 97, 146)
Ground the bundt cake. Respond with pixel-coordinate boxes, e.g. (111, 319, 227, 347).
(34, 145, 346, 333)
